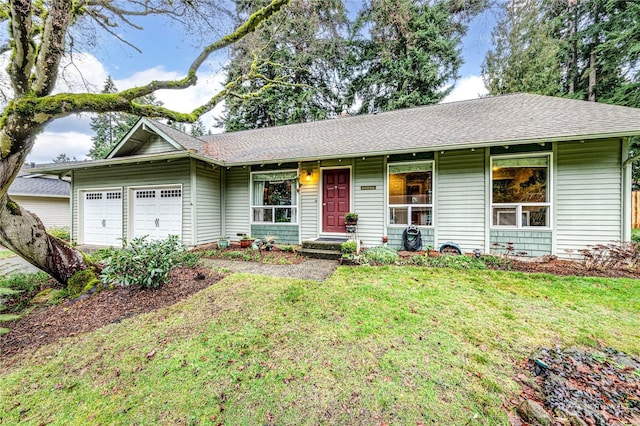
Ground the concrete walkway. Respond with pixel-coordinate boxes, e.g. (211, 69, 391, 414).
(0, 254, 41, 276)
(200, 257, 339, 282)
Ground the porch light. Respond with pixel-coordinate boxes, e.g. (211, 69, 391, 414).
(305, 170, 312, 181)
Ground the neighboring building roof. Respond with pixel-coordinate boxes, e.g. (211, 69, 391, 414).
(9, 167, 70, 197)
(201, 93, 640, 164)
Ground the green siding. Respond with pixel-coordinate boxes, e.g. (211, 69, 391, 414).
(251, 225, 299, 245)
(72, 158, 192, 245)
(556, 140, 622, 255)
(195, 161, 221, 244)
(387, 227, 434, 250)
(134, 135, 179, 155)
(354, 157, 385, 248)
(224, 167, 250, 240)
(490, 230, 552, 257)
(300, 162, 319, 240)
(436, 149, 486, 253)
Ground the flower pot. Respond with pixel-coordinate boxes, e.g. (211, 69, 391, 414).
(218, 240, 229, 249)
(240, 239, 252, 248)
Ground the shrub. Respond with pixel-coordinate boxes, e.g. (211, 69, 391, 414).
(579, 242, 640, 271)
(48, 226, 70, 241)
(278, 245, 298, 253)
(100, 236, 196, 289)
(361, 246, 399, 265)
(1, 272, 51, 335)
(341, 241, 357, 254)
(402, 254, 487, 270)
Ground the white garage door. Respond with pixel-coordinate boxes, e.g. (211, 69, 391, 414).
(82, 190, 123, 246)
(132, 187, 182, 241)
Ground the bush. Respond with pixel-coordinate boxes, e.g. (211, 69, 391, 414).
(341, 241, 357, 254)
(100, 236, 198, 289)
(361, 246, 399, 265)
(48, 226, 70, 241)
(1, 272, 51, 335)
(579, 242, 640, 271)
(402, 254, 487, 270)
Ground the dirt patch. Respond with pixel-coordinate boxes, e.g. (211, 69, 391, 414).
(0, 267, 225, 363)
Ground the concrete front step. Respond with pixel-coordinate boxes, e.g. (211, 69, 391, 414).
(300, 239, 348, 260)
(298, 248, 342, 260)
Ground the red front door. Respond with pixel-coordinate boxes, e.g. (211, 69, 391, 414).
(323, 169, 350, 233)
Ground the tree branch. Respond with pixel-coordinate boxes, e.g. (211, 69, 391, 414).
(120, 0, 290, 100)
(32, 0, 73, 97)
(8, 0, 35, 96)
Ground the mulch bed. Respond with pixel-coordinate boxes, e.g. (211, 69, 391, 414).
(0, 267, 225, 362)
(398, 250, 640, 279)
(510, 347, 640, 425)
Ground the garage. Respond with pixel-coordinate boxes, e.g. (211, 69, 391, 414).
(132, 186, 182, 241)
(82, 190, 123, 246)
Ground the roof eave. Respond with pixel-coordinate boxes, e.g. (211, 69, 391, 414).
(27, 151, 223, 175)
(221, 131, 639, 167)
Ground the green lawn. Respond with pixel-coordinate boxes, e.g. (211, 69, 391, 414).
(1, 267, 638, 425)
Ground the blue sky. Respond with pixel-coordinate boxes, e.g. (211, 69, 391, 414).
(23, 4, 497, 164)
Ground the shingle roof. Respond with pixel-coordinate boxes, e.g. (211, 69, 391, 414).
(9, 169, 70, 197)
(199, 93, 640, 164)
(149, 120, 207, 153)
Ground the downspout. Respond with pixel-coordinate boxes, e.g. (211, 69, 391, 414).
(622, 138, 632, 241)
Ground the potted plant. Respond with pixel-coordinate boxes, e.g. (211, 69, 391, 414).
(345, 212, 358, 225)
(218, 236, 229, 249)
(240, 234, 253, 248)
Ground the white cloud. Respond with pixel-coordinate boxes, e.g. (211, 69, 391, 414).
(25, 58, 229, 163)
(441, 75, 488, 104)
(28, 131, 93, 164)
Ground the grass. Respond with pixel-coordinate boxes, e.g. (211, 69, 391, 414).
(1, 267, 638, 425)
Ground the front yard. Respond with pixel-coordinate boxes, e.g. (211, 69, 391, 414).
(0, 266, 638, 424)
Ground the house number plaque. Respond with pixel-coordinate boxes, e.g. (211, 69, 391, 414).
(360, 185, 376, 190)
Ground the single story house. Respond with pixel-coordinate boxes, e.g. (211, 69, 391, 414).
(9, 165, 70, 229)
(34, 94, 640, 257)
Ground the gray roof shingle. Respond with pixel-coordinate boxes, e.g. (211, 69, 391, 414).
(199, 93, 640, 164)
(9, 170, 70, 197)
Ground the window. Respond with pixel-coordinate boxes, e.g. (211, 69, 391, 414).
(252, 171, 298, 224)
(491, 155, 550, 228)
(388, 162, 433, 226)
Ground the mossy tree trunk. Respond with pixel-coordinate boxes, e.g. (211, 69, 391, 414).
(0, 0, 289, 285)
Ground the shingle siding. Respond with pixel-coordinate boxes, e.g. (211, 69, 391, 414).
(490, 230, 552, 257)
(251, 225, 299, 245)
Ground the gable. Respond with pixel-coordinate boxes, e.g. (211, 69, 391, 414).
(108, 119, 187, 159)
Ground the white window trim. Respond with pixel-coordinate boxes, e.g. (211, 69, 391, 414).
(250, 169, 299, 225)
(386, 160, 435, 228)
(490, 152, 553, 230)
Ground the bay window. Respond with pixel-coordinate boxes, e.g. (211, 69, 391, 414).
(252, 171, 297, 224)
(388, 162, 433, 226)
(491, 155, 550, 228)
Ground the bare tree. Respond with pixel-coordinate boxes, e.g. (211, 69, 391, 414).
(0, 0, 289, 284)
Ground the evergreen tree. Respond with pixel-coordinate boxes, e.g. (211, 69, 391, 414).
(190, 118, 207, 137)
(348, 0, 486, 114)
(52, 153, 76, 163)
(88, 77, 163, 159)
(220, 0, 349, 131)
(482, 0, 561, 96)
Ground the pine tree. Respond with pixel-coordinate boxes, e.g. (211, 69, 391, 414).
(348, 0, 486, 114)
(190, 119, 207, 137)
(220, 0, 349, 131)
